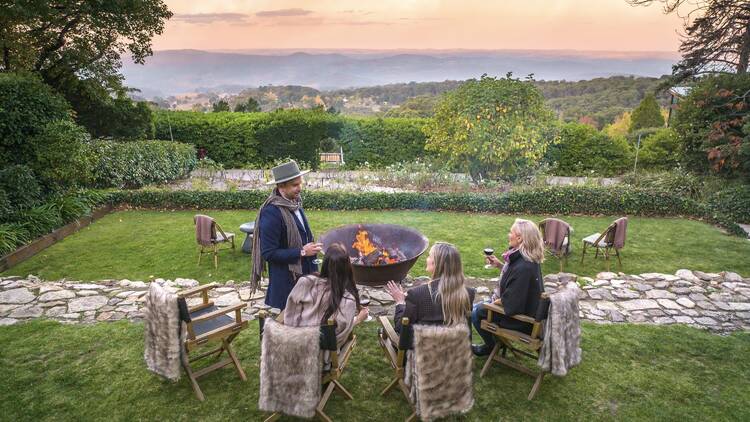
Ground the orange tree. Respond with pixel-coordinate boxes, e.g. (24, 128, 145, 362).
(424, 74, 557, 181)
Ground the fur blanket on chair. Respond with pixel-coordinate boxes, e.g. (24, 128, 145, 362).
(143, 283, 184, 382)
(259, 319, 321, 419)
(538, 282, 582, 376)
(406, 324, 474, 421)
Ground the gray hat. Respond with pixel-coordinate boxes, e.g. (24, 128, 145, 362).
(265, 160, 310, 185)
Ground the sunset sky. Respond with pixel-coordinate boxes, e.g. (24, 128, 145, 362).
(154, 0, 685, 53)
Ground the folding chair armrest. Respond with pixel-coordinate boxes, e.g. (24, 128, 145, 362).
(178, 282, 219, 298)
(190, 303, 247, 324)
(378, 316, 399, 346)
(482, 302, 537, 324)
(482, 302, 506, 316)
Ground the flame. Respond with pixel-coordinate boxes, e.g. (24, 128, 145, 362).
(352, 228, 401, 265)
(352, 229, 377, 256)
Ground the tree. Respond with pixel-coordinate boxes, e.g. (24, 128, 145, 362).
(383, 95, 439, 118)
(626, 1, 750, 80)
(212, 100, 230, 112)
(630, 94, 665, 132)
(604, 111, 632, 138)
(673, 73, 750, 178)
(0, 0, 172, 89)
(424, 74, 557, 180)
(234, 97, 261, 112)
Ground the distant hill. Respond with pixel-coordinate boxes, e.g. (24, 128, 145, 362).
(122, 49, 677, 97)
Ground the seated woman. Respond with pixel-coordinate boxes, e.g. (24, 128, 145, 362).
(384, 242, 476, 338)
(471, 218, 545, 356)
(284, 243, 369, 346)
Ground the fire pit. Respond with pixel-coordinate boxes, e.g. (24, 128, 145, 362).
(319, 224, 429, 286)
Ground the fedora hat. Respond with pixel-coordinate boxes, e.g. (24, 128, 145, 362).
(265, 160, 310, 185)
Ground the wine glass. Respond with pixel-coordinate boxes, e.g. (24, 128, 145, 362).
(312, 249, 325, 265)
(360, 290, 373, 322)
(483, 247, 495, 269)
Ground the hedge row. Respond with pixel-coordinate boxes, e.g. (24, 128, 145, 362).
(110, 187, 746, 236)
(90, 140, 197, 189)
(337, 118, 429, 168)
(108, 186, 700, 215)
(153, 110, 331, 168)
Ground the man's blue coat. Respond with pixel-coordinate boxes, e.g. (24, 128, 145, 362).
(259, 203, 317, 309)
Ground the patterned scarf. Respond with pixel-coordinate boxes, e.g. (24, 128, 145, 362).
(250, 188, 307, 295)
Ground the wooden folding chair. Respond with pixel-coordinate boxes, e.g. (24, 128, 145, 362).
(580, 217, 627, 271)
(538, 218, 572, 272)
(377, 316, 417, 422)
(479, 293, 551, 400)
(177, 283, 248, 401)
(259, 311, 357, 422)
(194, 215, 235, 269)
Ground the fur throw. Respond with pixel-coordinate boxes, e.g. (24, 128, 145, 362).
(259, 319, 321, 419)
(143, 283, 184, 381)
(406, 324, 474, 421)
(538, 282, 582, 376)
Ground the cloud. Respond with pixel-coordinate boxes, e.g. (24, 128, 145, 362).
(256, 8, 314, 18)
(172, 13, 250, 25)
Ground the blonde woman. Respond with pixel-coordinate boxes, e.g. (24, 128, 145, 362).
(471, 218, 545, 356)
(384, 242, 475, 341)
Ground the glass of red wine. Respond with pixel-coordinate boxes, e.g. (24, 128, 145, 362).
(360, 290, 373, 322)
(483, 247, 495, 269)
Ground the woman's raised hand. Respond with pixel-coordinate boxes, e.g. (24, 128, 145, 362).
(385, 280, 405, 305)
(485, 255, 502, 268)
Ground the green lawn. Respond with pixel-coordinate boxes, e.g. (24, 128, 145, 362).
(4, 210, 750, 283)
(0, 320, 748, 421)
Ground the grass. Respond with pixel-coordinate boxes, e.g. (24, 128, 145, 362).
(0, 320, 748, 421)
(4, 210, 750, 283)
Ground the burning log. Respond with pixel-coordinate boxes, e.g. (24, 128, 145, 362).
(350, 227, 406, 266)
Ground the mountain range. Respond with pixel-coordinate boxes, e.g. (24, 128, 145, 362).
(121, 49, 679, 97)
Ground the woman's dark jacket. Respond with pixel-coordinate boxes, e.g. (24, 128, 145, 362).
(393, 278, 476, 334)
(496, 249, 544, 334)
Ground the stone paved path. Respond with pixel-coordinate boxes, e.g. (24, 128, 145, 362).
(1, 269, 748, 333)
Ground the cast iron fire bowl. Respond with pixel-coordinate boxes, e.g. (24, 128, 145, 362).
(319, 224, 429, 286)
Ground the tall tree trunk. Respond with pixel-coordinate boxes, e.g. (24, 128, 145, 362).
(738, 22, 750, 74)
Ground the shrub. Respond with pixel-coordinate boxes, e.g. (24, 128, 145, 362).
(0, 73, 72, 166)
(620, 169, 706, 200)
(636, 128, 682, 171)
(153, 109, 331, 168)
(89, 140, 197, 188)
(338, 118, 428, 168)
(707, 185, 750, 224)
(545, 122, 633, 176)
(0, 223, 30, 256)
(0, 165, 42, 210)
(16, 203, 64, 239)
(30, 120, 93, 190)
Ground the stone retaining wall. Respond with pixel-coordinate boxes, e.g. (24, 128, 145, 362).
(1, 269, 748, 333)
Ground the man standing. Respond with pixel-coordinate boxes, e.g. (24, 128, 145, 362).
(250, 161, 322, 310)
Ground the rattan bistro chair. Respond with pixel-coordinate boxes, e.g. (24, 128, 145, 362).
(194, 214, 235, 269)
(538, 218, 572, 272)
(580, 217, 628, 271)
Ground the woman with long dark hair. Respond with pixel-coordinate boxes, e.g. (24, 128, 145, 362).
(284, 243, 369, 345)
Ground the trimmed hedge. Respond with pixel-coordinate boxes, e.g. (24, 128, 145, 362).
(153, 109, 331, 168)
(337, 117, 429, 168)
(106, 186, 746, 237)
(108, 186, 699, 216)
(707, 185, 750, 224)
(89, 140, 197, 189)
